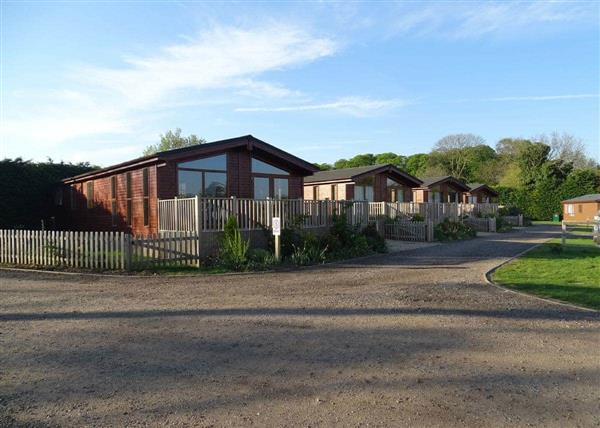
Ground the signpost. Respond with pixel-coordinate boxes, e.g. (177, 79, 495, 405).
(594, 213, 600, 246)
(272, 217, 281, 260)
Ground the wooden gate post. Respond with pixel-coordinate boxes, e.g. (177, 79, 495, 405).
(427, 220, 434, 242)
(123, 233, 132, 271)
(489, 217, 497, 233)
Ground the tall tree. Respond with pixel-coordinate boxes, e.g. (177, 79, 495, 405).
(374, 153, 407, 168)
(429, 134, 486, 181)
(404, 153, 429, 177)
(517, 142, 551, 188)
(143, 128, 206, 156)
(537, 132, 597, 169)
(314, 162, 333, 171)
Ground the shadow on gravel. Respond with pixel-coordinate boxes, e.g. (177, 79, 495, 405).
(2, 305, 597, 322)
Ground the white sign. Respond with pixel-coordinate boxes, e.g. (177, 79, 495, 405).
(272, 217, 281, 236)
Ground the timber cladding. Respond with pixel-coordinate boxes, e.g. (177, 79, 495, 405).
(59, 135, 317, 234)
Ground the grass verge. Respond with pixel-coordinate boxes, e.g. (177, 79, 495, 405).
(492, 238, 600, 310)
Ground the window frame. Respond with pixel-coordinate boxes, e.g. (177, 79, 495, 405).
(251, 157, 291, 199)
(177, 155, 228, 198)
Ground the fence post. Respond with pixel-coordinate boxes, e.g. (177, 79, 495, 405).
(489, 217, 496, 233)
(561, 221, 566, 245)
(194, 196, 200, 233)
(427, 220, 434, 242)
(123, 233, 132, 271)
(174, 196, 179, 231)
(518, 214, 523, 227)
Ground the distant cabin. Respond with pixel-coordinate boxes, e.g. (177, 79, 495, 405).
(412, 176, 471, 203)
(463, 183, 499, 204)
(562, 194, 600, 222)
(303, 164, 422, 202)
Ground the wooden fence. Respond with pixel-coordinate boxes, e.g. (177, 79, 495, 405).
(0, 229, 128, 269)
(368, 201, 498, 224)
(464, 217, 496, 233)
(158, 197, 498, 232)
(131, 232, 200, 268)
(502, 215, 524, 227)
(158, 197, 371, 232)
(384, 221, 433, 242)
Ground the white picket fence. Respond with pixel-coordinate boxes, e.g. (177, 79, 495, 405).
(369, 201, 498, 224)
(0, 229, 206, 270)
(0, 229, 128, 269)
(158, 197, 498, 232)
(384, 221, 433, 242)
(131, 232, 200, 268)
(158, 197, 371, 232)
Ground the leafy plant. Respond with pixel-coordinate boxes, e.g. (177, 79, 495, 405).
(290, 240, 328, 266)
(361, 223, 387, 253)
(411, 213, 425, 222)
(434, 219, 476, 241)
(248, 248, 279, 270)
(219, 217, 250, 270)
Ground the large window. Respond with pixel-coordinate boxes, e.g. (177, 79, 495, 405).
(251, 157, 290, 199)
(387, 178, 405, 202)
(354, 176, 374, 202)
(253, 177, 270, 199)
(428, 187, 442, 203)
(178, 154, 227, 197)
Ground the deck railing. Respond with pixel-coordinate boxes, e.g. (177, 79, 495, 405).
(158, 197, 498, 232)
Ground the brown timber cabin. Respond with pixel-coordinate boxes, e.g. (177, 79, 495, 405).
(58, 135, 318, 234)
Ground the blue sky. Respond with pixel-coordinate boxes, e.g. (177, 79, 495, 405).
(1, 1, 599, 166)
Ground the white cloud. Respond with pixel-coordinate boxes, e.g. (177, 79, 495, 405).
(1, 24, 338, 162)
(389, 1, 596, 39)
(75, 24, 337, 108)
(235, 96, 407, 117)
(487, 94, 599, 102)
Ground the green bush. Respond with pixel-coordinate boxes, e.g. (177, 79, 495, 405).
(361, 223, 387, 253)
(434, 219, 476, 241)
(247, 248, 279, 270)
(290, 235, 328, 266)
(219, 217, 250, 270)
(411, 213, 424, 222)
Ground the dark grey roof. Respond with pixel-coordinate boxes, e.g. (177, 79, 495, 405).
(305, 164, 422, 187)
(467, 183, 485, 190)
(562, 194, 600, 203)
(420, 176, 453, 187)
(417, 176, 471, 192)
(467, 183, 499, 196)
(305, 165, 389, 183)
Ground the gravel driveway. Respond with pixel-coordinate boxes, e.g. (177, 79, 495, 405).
(1, 225, 599, 427)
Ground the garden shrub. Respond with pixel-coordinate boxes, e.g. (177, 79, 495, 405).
(411, 213, 425, 222)
(434, 219, 476, 241)
(247, 248, 279, 270)
(361, 223, 387, 253)
(219, 217, 250, 270)
(289, 235, 328, 266)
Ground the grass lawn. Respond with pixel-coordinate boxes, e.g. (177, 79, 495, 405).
(492, 238, 600, 310)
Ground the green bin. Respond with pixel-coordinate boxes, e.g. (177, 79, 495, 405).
(552, 213, 560, 222)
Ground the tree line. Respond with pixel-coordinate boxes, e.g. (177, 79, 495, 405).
(315, 132, 600, 220)
(0, 158, 96, 229)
